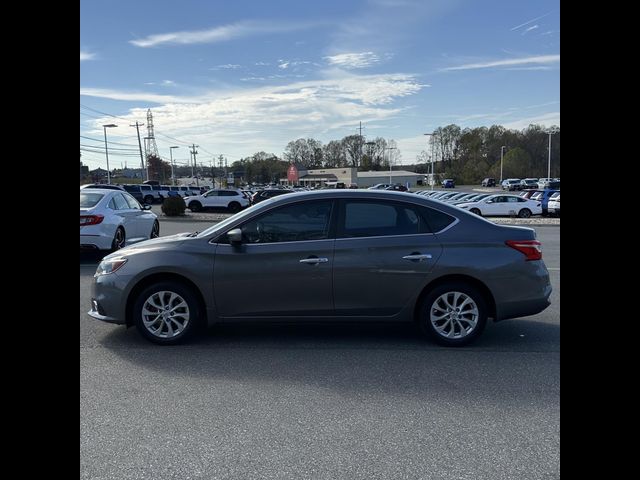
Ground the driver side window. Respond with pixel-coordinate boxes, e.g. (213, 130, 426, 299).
(236, 200, 333, 244)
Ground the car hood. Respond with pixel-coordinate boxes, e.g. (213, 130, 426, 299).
(103, 232, 192, 260)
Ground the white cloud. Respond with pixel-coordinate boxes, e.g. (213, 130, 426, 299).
(522, 25, 539, 35)
(144, 80, 178, 87)
(510, 11, 553, 31)
(80, 50, 95, 61)
(442, 54, 559, 71)
(502, 112, 560, 130)
(211, 64, 241, 70)
(130, 21, 311, 48)
(80, 87, 185, 104)
(81, 72, 424, 158)
(324, 52, 380, 69)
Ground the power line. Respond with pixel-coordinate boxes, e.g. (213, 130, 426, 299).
(80, 103, 141, 123)
(80, 135, 140, 147)
(80, 143, 139, 152)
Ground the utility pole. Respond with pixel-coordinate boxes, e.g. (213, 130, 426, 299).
(424, 133, 435, 190)
(218, 155, 224, 188)
(358, 121, 363, 167)
(130, 121, 147, 180)
(384, 146, 397, 184)
(547, 129, 558, 180)
(190, 144, 199, 187)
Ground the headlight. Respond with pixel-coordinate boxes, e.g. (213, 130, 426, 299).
(95, 257, 128, 276)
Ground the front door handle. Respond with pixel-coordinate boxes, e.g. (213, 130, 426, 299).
(402, 253, 432, 261)
(299, 257, 329, 265)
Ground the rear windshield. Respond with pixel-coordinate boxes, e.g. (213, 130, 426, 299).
(80, 192, 104, 208)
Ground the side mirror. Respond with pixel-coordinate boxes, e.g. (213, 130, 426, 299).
(142, 204, 152, 210)
(227, 228, 243, 245)
(485, 200, 493, 204)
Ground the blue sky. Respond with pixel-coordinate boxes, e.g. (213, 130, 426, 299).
(80, 0, 559, 170)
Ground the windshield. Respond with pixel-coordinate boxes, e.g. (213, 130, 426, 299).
(80, 192, 104, 208)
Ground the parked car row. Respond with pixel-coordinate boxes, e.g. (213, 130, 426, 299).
(414, 189, 544, 217)
(501, 178, 560, 191)
(81, 183, 211, 204)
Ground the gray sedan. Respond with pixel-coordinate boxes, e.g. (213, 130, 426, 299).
(88, 190, 551, 347)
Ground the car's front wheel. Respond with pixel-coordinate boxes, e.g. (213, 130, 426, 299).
(470, 208, 481, 216)
(133, 281, 202, 345)
(188, 201, 202, 212)
(150, 220, 160, 238)
(419, 282, 487, 347)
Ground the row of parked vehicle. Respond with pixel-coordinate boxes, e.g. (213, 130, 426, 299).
(413, 187, 560, 217)
(81, 183, 211, 204)
(480, 177, 561, 191)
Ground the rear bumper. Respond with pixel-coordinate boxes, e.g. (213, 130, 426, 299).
(80, 233, 112, 251)
(495, 295, 552, 322)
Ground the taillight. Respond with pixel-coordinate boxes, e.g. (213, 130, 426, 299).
(80, 215, 104, 226)
(505, 240, 542, 261)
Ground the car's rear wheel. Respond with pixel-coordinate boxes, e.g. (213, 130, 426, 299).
(470, 208, 481, 216)
(144, 195, 154, 205)
(189, 201, 202, 212)
(150, 220, 160, 238)
(518, 208, 532, 218)
(111, 227, 125, 251)
(228, 201, 241, 213)
(133, 281, 202, 345)
(419, 282, 487, 347)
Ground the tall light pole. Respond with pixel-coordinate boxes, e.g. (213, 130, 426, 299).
(169, 146, 179, 185)
(500, 146, 506, 183)
(384, 146, 397, 184)
(547, 129, 558, 179)
(424, 133, 435, 190)
(102, 124, 117, 184)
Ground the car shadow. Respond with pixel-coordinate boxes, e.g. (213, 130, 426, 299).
(99, 319, 559, 395)
(80, 251, 108, 265)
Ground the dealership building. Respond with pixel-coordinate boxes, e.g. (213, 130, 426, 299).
(282, 164, 425, 188)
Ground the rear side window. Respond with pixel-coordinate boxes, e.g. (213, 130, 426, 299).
(111, 193, 130, 210)
(340, 200, 422, 238)
(418, 206, 456, 233)
(219, 191, 239, 197)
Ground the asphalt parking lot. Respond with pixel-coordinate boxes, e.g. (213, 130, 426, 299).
(80, 222, 559, 480)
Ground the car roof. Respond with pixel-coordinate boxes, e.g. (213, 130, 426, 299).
(80, 188, 118, 196)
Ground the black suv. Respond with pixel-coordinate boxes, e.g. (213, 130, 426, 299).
(481, 178, 496, 187)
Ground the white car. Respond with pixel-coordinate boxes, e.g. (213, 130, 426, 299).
(80, 189, 159, 251)
(547, 192, 560, 216)
(185, 188, 250, 213)
(456, 194, 542, 218)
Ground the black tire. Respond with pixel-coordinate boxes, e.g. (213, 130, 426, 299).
(518, 208, 532, 218)
(111, 227, 125, 251)
(228, 201, 241, 213)
(144, 195, 154, 205)
(418, 282, 487, 347)
(133, 281, 202, 345)
(189, 201, 202, 212)
(470, 208, 481, 216)
(150, 220, 160, 238)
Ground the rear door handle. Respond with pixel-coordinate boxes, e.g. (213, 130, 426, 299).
(402, 253, 432, 261)
(299, 257, 329, 265)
